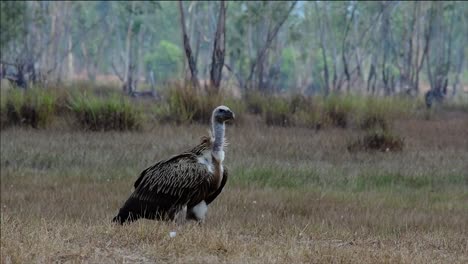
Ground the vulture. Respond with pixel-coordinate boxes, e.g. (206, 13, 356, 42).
(112, 105, 235, 224)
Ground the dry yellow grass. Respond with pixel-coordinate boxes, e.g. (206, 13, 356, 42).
(1, 111, 468, 263)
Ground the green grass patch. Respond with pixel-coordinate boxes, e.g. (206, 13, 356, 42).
(154, 83, 246, 124)
(243, 92, 419, 129)
(232, 167, 323, 189)
(1, 88, 57, 128)
(154, 84, 224, 124)
(353, 172, 467, 192)
(67, 92, 143, 131)
(230, 166, 466, 193)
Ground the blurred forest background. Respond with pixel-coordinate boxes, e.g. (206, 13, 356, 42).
(1, 1, 467, 98)
(2, 2, 468, 262)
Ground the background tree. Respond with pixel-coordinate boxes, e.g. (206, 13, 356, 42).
(0, 0, 466, 98)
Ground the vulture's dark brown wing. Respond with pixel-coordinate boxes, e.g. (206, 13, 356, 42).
(205, 166, 228, 205)
(113, 153, 213, 224)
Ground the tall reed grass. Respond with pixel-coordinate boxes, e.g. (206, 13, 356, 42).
(67, 92, 143, 131)
(0, 81, 437, 133)
(1, 88, 57, 128)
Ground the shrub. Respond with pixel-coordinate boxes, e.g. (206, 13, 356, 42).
(264, 97, 293, 127)
(68, 93, 143, 131)
(1, 88, 57, 128)
(288, 94, 323, 129)
(347, 129, 404, 152)
(356, 96, 416, 130)
(442, 95, 468, 112)
(245, 91, 269, 115)
(155, 83, 224, 124)
(321, 95, 357, 128)
(293, 108, 323, 129)
(222, 97, 247, 125)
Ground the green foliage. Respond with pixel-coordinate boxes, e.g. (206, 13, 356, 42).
(356, 96, 416, 130)
(354, 172, 431, 191)
(442, 95, 468, 112)
(279, 47, 298, 88)
(68, 93, 143, 131)
(155, 84, 224, 124)
(264, 96, 293, 127)
(244, 93, 419, 130)
(222, 97, 247, 125)
(154, 84, 248, 125)
(290, 95, 323, 129)
(144, 40, 183, 82)
(232, 167, 321, 189)
(0, 1, 26, 46)
(1, 88, 57, 129)
(245, 91, 269, 115)
(321, 95, 356, 128)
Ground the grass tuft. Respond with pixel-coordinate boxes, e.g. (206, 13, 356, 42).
(1, 88, 57, 128)
(347, 129, 404, 152)
(67, 92, 143, 131)
(155, 84, 223, 124)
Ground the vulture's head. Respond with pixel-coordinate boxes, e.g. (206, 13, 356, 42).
(212, 105, 235, 123)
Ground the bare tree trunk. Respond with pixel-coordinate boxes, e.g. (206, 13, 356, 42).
(314, 2, 329, 96)
(380, 1, 393, 96)
(210, 1, 226, 91)
(123, 1, 135, 93)
(413, 2, 429, 95)
(178, 0, 199, 88)
(452, 33, 466, 97)
(67, 33, 74, 79)
(342, 3, 356, 93)
(245, 1, 297, 90)
(426, 2, 453, 96)
(134, 26, 146, 93)
(367, 52, 377, 95)
(56, 2, 72, 83)
(320, 3, 339, 92)
(48, 2, 57, 76)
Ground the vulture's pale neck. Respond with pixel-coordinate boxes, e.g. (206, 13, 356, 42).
(211, 119, 225, 154)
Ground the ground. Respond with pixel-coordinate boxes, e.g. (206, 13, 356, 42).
(1, 112, 467, 263)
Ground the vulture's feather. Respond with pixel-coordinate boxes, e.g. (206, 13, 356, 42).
(113, 106, 234, 225)
(113, 137, 228, 224)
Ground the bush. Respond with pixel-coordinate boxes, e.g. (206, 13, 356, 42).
(222, 97, 247, 125)
(347, 129, 404, 152)
(68, 93, 143, 131)
(356, 96, 416, 130)
(293, 108, 322, 129)
(155, 84, 224, 124)
(245, 91, 269, 115)
(321, 94, 361, 128)
(1, 88, 57, 128)
(264, 97, 293, 127)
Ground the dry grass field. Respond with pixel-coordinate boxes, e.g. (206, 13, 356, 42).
(1, 111, 468, 263)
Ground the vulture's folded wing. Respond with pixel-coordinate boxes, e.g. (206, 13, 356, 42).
(205, 166, 228, 205)
(131, 153, 212, 207)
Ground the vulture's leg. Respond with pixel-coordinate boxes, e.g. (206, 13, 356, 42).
(174, 205, 188, 225)
(186, 201, 208, 223)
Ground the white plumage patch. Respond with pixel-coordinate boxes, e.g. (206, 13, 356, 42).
(191, 201, 208, 220)
(212, 150, 225, 163)
(197, 150, 214, 173)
